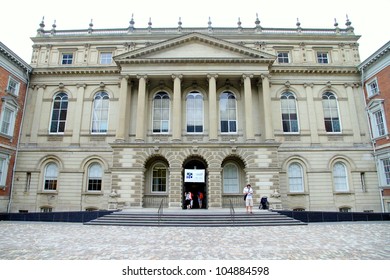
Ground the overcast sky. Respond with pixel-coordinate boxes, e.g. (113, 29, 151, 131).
(1, 0, 388, 63)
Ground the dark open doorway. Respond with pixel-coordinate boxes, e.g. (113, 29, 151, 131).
(182, 157, 207, 209)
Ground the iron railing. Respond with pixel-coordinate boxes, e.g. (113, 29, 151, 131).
(157, 198, 164, 225)
(229, 199, 235, 224)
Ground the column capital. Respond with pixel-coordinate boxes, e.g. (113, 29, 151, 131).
(207, 73, 218, 80)
(242, 73, 254, 79)
(303, 82, 314, 88)
(136, 74, 148, 80)
(171, 74, 183, 80)
(76, 83, 87, 89)
(260, 73, 271, 80)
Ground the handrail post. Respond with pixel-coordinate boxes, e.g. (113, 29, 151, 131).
(157, 199, 164, 225)
(229, 199, 235, 224)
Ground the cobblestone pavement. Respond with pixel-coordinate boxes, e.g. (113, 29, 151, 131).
(0, 220, 389, 260)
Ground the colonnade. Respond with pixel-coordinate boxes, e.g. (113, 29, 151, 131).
(115, 73, 274, 142)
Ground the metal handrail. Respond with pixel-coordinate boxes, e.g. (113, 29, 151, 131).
(229, 199, 235, 224)
(157, 199, 164, 225)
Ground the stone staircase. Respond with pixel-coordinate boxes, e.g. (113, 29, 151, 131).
(84, 209, 306, 227)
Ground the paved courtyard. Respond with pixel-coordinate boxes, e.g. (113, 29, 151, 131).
(0, 220, 389, 260)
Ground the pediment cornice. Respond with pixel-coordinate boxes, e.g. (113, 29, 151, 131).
(114, 32, 276, 64)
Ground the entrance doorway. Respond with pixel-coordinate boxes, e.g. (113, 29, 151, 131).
(182, 157, 207, 209)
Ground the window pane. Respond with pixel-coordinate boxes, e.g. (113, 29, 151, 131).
(334, 162, 348, 191)
(288, 163, 304, 192)
(223, 164, 239, 193)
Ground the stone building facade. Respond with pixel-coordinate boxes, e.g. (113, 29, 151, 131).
(9, 17, 382, 212)
(359, 41, 390, 212)
(0, 42, 32, 212)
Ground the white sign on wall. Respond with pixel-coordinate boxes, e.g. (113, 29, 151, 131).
(184, 169, 205, 183)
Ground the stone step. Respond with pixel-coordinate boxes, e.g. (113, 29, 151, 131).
(84, 210, 306, 227)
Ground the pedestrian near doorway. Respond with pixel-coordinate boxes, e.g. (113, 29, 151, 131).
(243, 184, 254, 214)
(198, 191, 204, 209)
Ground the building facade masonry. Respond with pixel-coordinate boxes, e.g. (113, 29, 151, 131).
(7, 16, 384, 213)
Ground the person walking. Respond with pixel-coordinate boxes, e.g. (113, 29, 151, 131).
(243, 183, 254, 214)
(198, 191, 204, 209)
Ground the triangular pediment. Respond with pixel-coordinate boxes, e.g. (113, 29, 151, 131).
(114, 32, 275, 63)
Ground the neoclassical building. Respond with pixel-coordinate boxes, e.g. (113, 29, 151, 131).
(9, 16, 382, 212)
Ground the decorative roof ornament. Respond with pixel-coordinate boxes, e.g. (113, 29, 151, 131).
(255, 13, 262, 31)
(37, 16, 45, 35)
(208, 17, 212, 30)
(345, 14, 354, 33)
(334, 18, 340, 34)
(237, 17, 242, 30)
(178, 17, 183, 31)
(50, 20, 56, 35)
(88, 19, 93, 34)
(148, 17, 152, 29)
(296, 18, 302, 32)
(128, 14, 135, 32)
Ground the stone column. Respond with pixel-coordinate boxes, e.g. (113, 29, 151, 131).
(260, 74, 274, 141)
(346, 83, 362, 143)
(135, 75, 147, 141)
(30, 84, 45, 143)
(304, 83, 319, 143)
(243, 74, 255, 140)
(169, 167, 183, 209)
(71, 83, 86, 144)
(207, 74, 218, 141)
(172, 74, 183, 141)
(116, 76, 132, 142)
(207, 167, 222, 208)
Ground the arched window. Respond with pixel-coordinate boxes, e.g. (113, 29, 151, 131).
(88, 163, 102, 191)
(288, 163, 304, 192)
(91, 91, 109, 133)
(333, 162, 349, 192)
(50, 92, 68, 133)
(44, 163, 58, 190)
(281, 92, 299, 133)
(152, 163, 167, 192)
(153, 92, 170, 133)
(186, 91, 203, 133)
(223, 163, 239, 193)
(220, 91, 237, 133)
(322, 92, 341, 132)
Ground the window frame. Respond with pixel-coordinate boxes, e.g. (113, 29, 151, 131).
(379, 156, 390, 186)
(322, 92, 341, 133)
(333, 161, 349, 192)
(91, 91, 110, 134)
(99, 52, 113, 65)
(61, 53, 74, 65)
(281, 92, 299, 133)
(366, 78, 380, 98)
(0, 100, 17, 137)
(222, 162, 240, 194)
(49, 92, 68, 134)
(87, 163, 103, 192)
(219, 91, 237, 134)
(317, 52, 329, 64)
(0, 154, 9, 188)
(186, 91, 204, 134)
(151, 162, 168, 193)
(6, 76, 20, 96)
(152, 91, 170, 134)
(277, 51, 290, 63)
(367, 100, 388, 139)
(288, 162, 305, 193)
(43, 162, 58, 191)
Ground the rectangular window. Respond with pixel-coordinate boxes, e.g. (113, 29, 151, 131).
(0, 106, 15, 136)
(277, 52, 289, 63)
(88, 179, 102, 191)
(381, 158, 390, 185)
(317, 52, 329, 64)
(0, 156, 8, 187)
(373, 110, 386, 137)
(367, 79, 379, 98)
(25, 172, 31, 192)
(99, 52, 112, 64)
(7, 77, 20, 96)
(61, 53, 73, 65)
